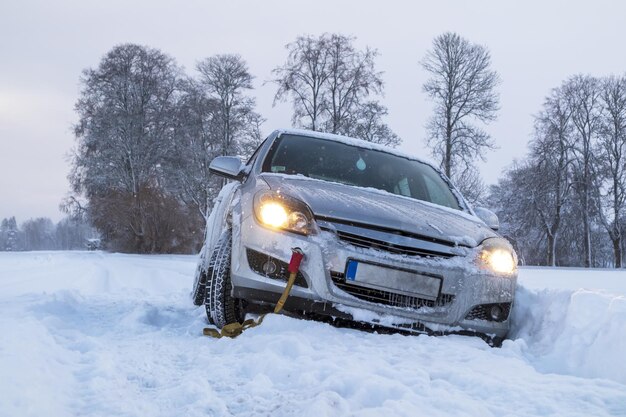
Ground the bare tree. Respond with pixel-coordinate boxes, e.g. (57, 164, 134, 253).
(487, 161, 543, 265)
(345, 101, 401, 147)
(21, 218, 55, 250)
(489, 74, 626, 268)
(421, 32, 500, 184)
(529, 86, 573, 266)
(489, 156, 578, 267)
(196, 54, 257, 156)
(453, 165, 487, 206)
(596, 75, 626, 267)
(168, 55, 263, 225)
(0, 217, 19, 251)
(273, 35, 331, 131)
(70, 46, 263, 252)
(564, 75, 603, 268)
(55, 216, 98, 250)
(273, 33, 400, 146)
(237, 111, 265, 159)
(73, 44, 180, 199)
(165, 79, 224, 222)
(323, 34, 382, 134)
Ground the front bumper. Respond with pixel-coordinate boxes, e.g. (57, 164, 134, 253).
(230, 213, 516, 339)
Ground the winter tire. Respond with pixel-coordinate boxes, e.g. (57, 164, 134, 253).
(204, 229, 243, 328)
(191, 264, 207, 306)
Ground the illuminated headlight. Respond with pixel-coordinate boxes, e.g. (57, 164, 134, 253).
(477, 238, 517, 275)
(254, 191, 317, 235)
(258, 202, 288, 228)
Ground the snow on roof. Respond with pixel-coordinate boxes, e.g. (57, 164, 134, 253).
(274, 128, 431, 166)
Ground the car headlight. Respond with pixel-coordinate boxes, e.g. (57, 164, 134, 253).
(253, 191, 317, 235)
(477, 238, 517, 275)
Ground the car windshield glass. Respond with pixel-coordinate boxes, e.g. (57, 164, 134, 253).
(262, 134, 462, 210)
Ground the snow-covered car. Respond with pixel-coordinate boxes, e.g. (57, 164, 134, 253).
(192, 129, 518, 344)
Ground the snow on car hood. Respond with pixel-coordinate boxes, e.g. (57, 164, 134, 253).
(261, 174, 496, 247)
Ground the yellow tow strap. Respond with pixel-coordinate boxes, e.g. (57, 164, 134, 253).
(203, 270, 298, 339)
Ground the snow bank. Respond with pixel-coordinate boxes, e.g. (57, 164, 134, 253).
(518, 265, 626, 295)
(508, 286, 626, 384)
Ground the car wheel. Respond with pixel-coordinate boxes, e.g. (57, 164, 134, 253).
(489, 336, 505, 348)
(204, 229, 244, 328)
(191, 263, 207, 307)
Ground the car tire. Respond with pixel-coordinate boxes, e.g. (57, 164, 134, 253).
(204, 229, 244, 328)
(191, 259, 208, 307)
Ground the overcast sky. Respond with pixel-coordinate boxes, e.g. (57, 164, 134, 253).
(1, 0, 625, 222)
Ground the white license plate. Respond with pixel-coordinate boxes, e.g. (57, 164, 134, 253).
(345, 260, 442, 300)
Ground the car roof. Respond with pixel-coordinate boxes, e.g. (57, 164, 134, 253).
(273, 128, 432, 166)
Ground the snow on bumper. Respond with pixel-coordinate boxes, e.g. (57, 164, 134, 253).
(231, 214, 516, 338)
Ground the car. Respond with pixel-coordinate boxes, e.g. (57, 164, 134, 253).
(192, 128, 518, 344)
(86, 238, 101, 251)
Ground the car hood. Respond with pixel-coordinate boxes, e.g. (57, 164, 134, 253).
(260, 174, 496, 248)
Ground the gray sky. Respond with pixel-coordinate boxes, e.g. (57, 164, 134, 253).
(1, 0, 625, 222)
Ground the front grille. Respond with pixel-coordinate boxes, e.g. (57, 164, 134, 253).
(465, 303, 511, 322)
(331, 272, 454, 310)
(335, 230, 453, 258)
(246, 249, 308, 288)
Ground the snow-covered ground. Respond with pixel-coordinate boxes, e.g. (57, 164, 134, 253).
(1, 252, 625, 417)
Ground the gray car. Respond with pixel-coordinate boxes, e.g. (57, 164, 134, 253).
(192, 129, 517, 344)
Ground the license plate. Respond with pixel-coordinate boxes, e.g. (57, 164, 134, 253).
(345, 260, 442, 300)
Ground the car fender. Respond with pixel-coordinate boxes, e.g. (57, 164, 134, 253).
(199, 182, 240, 272)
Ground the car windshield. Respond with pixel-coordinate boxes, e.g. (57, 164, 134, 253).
(262, 134, 462, 210)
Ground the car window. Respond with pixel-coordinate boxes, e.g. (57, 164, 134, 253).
(262, 134, 462, 210)
(394, 178, 411, 197)
(245, 137, 269, 166)
(423, 175, 456, 208)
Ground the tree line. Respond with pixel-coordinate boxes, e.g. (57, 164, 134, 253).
(0, 216, 97, 251)
(488, 75, 626, 268)
(37, 30, 626, 268)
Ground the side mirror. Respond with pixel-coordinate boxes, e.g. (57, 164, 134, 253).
(209, 156, 245, 181)
(474, 207, 500, 231)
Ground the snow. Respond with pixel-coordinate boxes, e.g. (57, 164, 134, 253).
(1, 252, 626, 416)
(516, 266, 626, 295)
(276, 128, 430, 164)
(262, 172, 482, 227)
(511, 267, 626, 384)
(200, 181, 240, 270)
